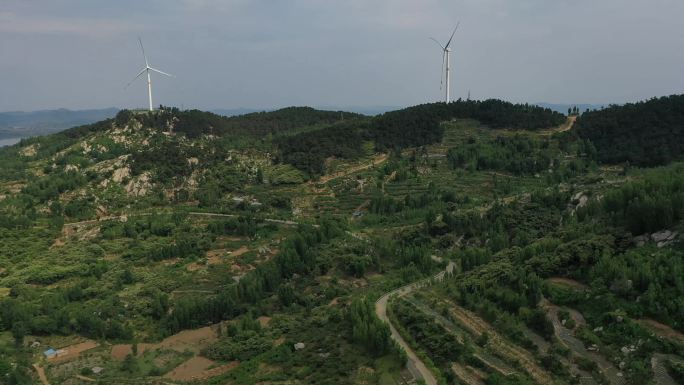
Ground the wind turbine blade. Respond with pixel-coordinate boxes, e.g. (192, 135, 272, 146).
(138, 37, 149, 67)
(148, 67, 174, 77)
(445, 22, 460, 49)
(429, 37, 445, 50)
(125, 68, 147, 89)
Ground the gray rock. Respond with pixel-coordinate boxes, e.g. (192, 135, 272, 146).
(294, 342, 305, 351)
(633, 234, 649, 247)
(651, 230, 675, 243)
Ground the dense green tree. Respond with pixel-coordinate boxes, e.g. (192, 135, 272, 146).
(350, 298, 391, 356)
(574, 95, 684, 166)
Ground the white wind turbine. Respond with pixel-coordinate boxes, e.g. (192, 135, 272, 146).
(430, 23, 460, 103)
(126, 38, 173, 111)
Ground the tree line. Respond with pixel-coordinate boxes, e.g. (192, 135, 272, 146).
(372, 99, 565, 151)
(574, 94, 684, 167)
(275, 121, 366, 177)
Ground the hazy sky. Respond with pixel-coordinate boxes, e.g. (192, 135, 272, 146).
(1, 0, 683, 111)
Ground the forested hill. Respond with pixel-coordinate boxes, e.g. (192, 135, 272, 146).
(373, 99, 566, 150)
(133, 106, 366, 139)
(574, 94, 684, 166)
(5, 101, 568, 180)
(274, 100, 565, 176)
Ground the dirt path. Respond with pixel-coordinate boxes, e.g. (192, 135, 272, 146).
(442, 300, 557, 385)
(64, 211, 306, 230)
(541, 116, 577, 135)
(451, 363, 486, 385)
(637, 318, 684, 344)
(541, 300, 625, 385)
(33, 364, 50, 385)
(375, 262, 456, 385)
(316, 153, 388, 184)
(407, 298, 516, 377)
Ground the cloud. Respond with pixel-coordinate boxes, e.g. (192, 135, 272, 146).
(0, 11, 140, 38)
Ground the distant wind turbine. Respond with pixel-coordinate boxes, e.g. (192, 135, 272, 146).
(430, 23, 460, 103)
(126, 38, 173, 111)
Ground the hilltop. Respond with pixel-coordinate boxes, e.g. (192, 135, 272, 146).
(0, 98, 682, 385)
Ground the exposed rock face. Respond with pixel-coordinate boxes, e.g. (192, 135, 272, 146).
(633, 235, 649, 247)
(568, 191, 590, 215)
(125, 172, 153, 197)
(651, 230, 677, 247)
(112, 167, 131, 183)
(20, 144, 38, 157)
(634, 230, 678, 248)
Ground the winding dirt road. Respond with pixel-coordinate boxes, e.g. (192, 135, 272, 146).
(63, 211, 306, 229)
(375, 262, 456, 385)
(33, 364, 50, 385)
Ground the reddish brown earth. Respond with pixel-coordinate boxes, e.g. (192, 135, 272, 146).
(163, 357, 238, 381)
(111, 325, 218, 360)
(546, 277, 589, 290)
(638, 318, 684, 343)
(48, 340, 98, 363)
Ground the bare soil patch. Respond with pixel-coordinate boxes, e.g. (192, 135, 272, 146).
(163, 357, 238, 381)
(206, 249, 227, 265)
(112, 325, 218, 361)
(111, 344, 134, 360)
(157, 326, 217, 352)
(257, 316, 272, 328)
(51, 238, 65, 248)
(33, 364, 50, 385)
(547, 277, 588, 290)
(638, 319, 684, 343)
(230, 246, 249, 257)
(164, 356, 214, 381)
(48, 340, 98, 363)
(185, 262, 202, 272)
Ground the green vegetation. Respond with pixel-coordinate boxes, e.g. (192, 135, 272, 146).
(373, 99, 565, 151)
(574, 94, 684, 166)
(0, 98, 682, 385)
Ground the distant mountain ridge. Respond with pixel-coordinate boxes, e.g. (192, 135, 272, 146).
(0, 106, 395, 140)
(212, 106, 401, 117)
(0, 107, 119, 139)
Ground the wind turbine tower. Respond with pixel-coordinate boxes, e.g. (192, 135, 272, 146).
(430, 23, 460, 103)
(126, 38, 173, 111)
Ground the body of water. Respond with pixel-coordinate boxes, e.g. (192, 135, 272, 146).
(0, 138, 21, 147)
